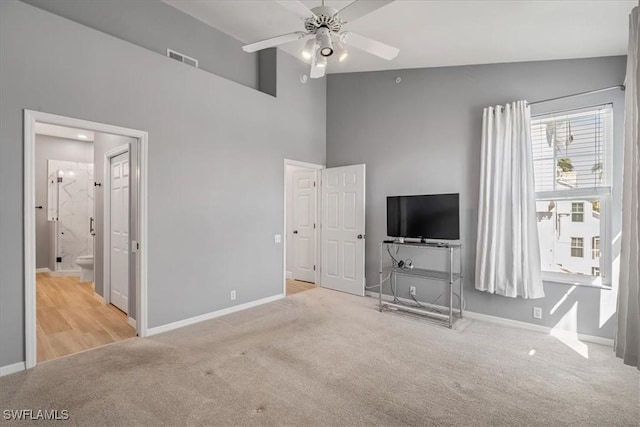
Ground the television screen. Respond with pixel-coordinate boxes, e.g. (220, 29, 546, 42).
(387, 193, 460, 240)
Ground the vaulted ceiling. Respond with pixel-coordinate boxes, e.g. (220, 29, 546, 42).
(165, 0, 635, 74)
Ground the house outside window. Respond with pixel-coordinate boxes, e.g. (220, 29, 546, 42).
(571, 202, 584, 222)
(533, 105, 612, 286)
(571, 237, 584, 257)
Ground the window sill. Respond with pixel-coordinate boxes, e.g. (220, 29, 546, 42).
(542, 273, 612, 290)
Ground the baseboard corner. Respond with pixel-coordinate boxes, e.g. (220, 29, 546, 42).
(0, 361, 26, 377)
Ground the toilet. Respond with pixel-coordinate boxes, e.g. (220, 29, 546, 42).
(76, 255, 94, 282)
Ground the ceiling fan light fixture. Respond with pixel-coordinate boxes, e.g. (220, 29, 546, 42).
(316, 27, 333, 57)
(334, 42, 349, 62)
(301, 38, 316, 60)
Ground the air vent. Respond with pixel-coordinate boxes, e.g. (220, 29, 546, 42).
(167, 49, 199, 68)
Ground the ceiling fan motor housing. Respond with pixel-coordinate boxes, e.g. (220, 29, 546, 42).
(305, 6, 342, 33)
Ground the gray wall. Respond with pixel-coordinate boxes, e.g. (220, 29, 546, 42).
(35, 135, 94, 269)
(326, 56, 626, 339)
(21, 0, 259, 91)
(93, 133, 135, 300)
(0, 1, 325, 367)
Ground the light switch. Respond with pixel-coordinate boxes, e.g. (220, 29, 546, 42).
(274, 234, 282, 243)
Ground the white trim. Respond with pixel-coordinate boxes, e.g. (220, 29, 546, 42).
(366, 291, 614, 347)
(24, 112, 37, 370)
(23, 110, 150, 369)
(462, 310, 614, 347)
(283, 159, 324, 297)
(102, 144, 129, 307)
(286, 270, 293, 280)
(146, 294, 285, 336)
(127, 317, 137, 329)
(35, 267, 51, 273)
(0, 362, 26, 377)
(49, 270, 81, 277)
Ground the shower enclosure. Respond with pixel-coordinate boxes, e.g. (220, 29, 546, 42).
(47, 160, 94, 271)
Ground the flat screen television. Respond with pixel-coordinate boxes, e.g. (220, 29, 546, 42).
(387, 193, 460, 240)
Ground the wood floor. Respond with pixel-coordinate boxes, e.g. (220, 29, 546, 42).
(286, 279, 316, 296)
(36, 273, 136, 363)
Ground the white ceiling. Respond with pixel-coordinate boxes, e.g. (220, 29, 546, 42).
(165, 0, 635, 74)
(35, 123, 94, 142)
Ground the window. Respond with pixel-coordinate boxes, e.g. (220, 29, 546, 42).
(533, 105, 612, 285)
(571, 237, 584, 257)
(592, 236, 600, 259)
(571, 202, 584, 222)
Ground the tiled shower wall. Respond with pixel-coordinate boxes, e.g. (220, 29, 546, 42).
(48, 160, 94, 271)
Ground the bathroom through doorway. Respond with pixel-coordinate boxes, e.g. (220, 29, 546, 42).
(24, 111, 149, 368)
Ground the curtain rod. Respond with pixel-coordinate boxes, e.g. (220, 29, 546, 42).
(528, 85, 625, 106)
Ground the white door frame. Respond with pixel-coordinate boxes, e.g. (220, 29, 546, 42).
(103, 144, 129, 308)
(23, 110, 149, 369)
(283, 159, 324, 296)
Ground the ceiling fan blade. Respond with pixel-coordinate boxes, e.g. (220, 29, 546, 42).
(275, 0, 318, 20)
(309, 52, 326, 79)
(340, 32, 399, 60)
(242, 31, 308, 53)
(335, 0, 395, 24)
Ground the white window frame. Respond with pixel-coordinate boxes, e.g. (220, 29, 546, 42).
(592, 236, 600, 259)
(533, 104, 613, 288)
(570, 237, 584, 258)
(571, 202, 584, 222)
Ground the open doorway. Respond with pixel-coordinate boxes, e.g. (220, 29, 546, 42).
(284, 160, 322, 296)
(25, 110, 148, 369)
(283, 160, 367, 298)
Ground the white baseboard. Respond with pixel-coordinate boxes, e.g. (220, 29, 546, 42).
(0, 361, 26, 377)
(463, 310, 614, 347)
(35, 267, 51, 273)
(146, 293, 285, 337)
(127, 317, 136, 328)
(366, 291, 614, 347)
(286, 271, 293, 280)
(49, 270, 80, 277)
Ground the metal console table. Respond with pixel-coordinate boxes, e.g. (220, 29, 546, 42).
(379, 241, 463, 328)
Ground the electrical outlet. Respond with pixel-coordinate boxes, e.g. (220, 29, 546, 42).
(230, 290, 236, 301)
(533, 307, 542, 319)
(409, 286, 416, 296)
(274, 234, 281, 243)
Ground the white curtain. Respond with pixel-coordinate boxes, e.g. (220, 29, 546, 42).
(476, 100, 545, 299)
(616, 6, 639, 370)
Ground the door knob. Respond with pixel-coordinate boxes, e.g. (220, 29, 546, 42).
(357, 234, 365, 239)
(293, 230, 298, 234)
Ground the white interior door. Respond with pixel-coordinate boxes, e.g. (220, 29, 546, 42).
(292, 169, 317, 283)
(321, 164, 366, 296)
(110, 151, 129, 313)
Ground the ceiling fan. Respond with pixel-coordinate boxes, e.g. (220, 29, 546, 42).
(242, 0, 399, 78)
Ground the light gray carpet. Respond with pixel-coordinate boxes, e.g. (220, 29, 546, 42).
(1, 288, 638, 426)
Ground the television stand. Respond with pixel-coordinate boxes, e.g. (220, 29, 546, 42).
(378, 241, 463, 328)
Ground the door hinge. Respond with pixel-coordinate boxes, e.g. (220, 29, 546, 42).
(314, 181, 316, 187)
(313, 265, 316, 271)
(313, 223, 316, 229)
(132, 240, 139, 253)
(57, 177, 63, 183)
